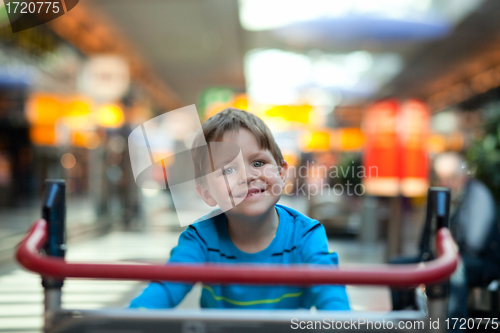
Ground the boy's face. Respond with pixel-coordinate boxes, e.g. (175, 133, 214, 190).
(196, 128, 288, 218)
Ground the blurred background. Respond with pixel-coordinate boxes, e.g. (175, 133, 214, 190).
(2, 0, 500, 331)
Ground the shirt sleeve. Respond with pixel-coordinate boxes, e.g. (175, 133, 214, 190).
(300, 223, 350, 311)
(128, 225, 208, 309)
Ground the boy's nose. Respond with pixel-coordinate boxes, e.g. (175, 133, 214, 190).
(238, 166, 257, 184)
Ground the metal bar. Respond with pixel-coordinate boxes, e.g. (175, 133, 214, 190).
(16, 219, 458, 287)
(424, 188, 451, 333)
(46, 290, 429, 333)
(48, 308, 428, 332)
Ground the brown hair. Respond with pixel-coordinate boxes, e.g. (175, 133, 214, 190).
(191, 108, 284, 183)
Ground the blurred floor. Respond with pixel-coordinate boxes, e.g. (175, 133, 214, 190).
(0, 198, 100, 265)
(0, 193, 389, 332)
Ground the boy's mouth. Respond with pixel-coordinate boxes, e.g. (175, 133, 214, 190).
(235, 188, 266, 199)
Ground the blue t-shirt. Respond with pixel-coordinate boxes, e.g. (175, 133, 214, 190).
(129, 204, 350, 310)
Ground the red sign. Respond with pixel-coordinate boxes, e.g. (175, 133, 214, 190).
(362, 99, 429, 197)
(399, 100, 430, 196)
(362, 100, 400, 196)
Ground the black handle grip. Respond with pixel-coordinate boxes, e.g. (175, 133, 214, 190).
(426, 187, 451, 230)
(42, 180, 66, 259)
(422, 187, 451, 299)
(420, 187, 451, 262)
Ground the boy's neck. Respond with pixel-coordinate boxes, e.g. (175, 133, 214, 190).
(225, 206, 279, 254)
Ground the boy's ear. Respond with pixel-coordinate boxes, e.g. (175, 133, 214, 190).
(196, 182, 217, 207)
(279, 160, 289, 186)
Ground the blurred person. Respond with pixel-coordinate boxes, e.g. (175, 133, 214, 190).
(392, 152, 500, 331)
(129, 108, 350, 310)
(435, 153, 500, 323)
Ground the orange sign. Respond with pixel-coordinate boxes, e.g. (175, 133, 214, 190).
(330, 128, 365, 151)
(301, 130, 331, 151)
(27, 94, 100, 147)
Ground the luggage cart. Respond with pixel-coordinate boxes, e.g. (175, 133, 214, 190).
(16, 180, 458, 333)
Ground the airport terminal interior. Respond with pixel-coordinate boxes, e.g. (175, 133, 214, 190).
(2, 0, 500, 332)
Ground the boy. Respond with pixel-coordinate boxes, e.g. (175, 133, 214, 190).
(129, 108, 350, 310)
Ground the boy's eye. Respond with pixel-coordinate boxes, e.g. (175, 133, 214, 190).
(252, 161, 264, 168)
(222, 167, 236, 175)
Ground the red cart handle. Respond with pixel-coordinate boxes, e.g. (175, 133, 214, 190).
(16, 219, 459, 287)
